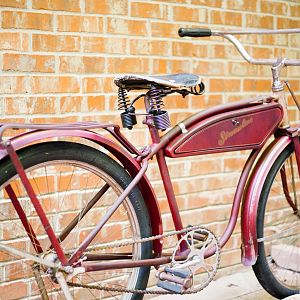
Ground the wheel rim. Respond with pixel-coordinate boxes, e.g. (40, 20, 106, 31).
(0, 160, 143, 299)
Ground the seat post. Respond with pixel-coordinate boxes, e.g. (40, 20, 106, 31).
(148, 121, 186, 250)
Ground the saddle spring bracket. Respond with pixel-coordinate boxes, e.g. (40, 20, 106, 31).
(148, 85, 171, 131)
(117, 87, 137, 130)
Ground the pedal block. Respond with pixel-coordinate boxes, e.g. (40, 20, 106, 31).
(156, 267, 193, 293)
(164, 267, 191, 278)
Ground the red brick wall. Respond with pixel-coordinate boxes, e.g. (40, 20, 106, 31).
(0, 0, 299, 277)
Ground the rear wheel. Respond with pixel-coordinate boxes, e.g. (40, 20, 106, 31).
(0, 142, 152, 299)
(253, 142, 300, 298)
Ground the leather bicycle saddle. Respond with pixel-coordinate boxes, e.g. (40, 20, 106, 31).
(114, 73, 202, 90)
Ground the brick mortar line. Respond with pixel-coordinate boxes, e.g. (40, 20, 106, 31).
(1, 91, 263, 97)
(5, 109, 207, 116)
(156, 186, 248, 198)
(2, 46, 298, 58)
(0, 73, 288, 79)
(3, 47, 296, 55)
(151, 172, 241, 183)
(167, 206, 241, 215)
(0, 30, 297, 50)
(157, 198, 239, 205)
(0, 69, 293, 76)
(1, 92, 286, 98)
(1, 91, 294, 97)
(158, 222, 240, 231)
(0, 51, 296, 62)
(167, 190, 242, 198)
(1, 14, 299, 31)
(154, 175, 240, 184)
(162, 205, 240, 217)
(149, 0, 297, 4)
(4, 105, 120, 113)
(0, 56, 297, 67)
(0, 93, 297, 104)
(1, 27, 299, 37)
(0, 4, 298, 18)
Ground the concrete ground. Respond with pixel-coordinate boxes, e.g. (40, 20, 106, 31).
(151, 269, 300, 300)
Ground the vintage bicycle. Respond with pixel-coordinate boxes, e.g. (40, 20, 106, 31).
(0, 28, 299, 300)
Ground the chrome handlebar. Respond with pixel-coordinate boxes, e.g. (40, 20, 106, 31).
(179, 28, 300, 66)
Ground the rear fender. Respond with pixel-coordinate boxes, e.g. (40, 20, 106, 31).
(241, 135, 292, 266)
(0, 129, 163, 255)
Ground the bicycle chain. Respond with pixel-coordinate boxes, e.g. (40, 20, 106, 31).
(84, 224, 209, 250)
(67, 225, 221, 295)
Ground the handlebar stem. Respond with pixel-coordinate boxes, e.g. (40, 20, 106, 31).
(271, 58, 287, 92)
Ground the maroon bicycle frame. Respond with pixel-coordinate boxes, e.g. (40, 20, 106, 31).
(0, 94, 299, 270)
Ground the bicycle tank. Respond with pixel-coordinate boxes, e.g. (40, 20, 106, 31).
(164, 97, 283, 157)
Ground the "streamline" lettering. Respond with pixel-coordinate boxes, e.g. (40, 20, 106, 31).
(218, 117, 253, 146)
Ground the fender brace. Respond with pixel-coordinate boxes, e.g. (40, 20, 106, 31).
(0, 122, 163, 256)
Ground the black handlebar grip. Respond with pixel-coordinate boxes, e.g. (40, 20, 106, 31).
(178, 28, 212, 37)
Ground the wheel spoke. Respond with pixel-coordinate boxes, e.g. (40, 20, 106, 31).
(57, 183, 110, 244)
(0, 142, 152, 299)
(258, 222, 298, 242)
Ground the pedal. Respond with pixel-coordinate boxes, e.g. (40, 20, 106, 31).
(156, 267, 193, 293)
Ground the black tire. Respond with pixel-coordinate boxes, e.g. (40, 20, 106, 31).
(0, 141, 152, 300)
(253, 142, 300, 299)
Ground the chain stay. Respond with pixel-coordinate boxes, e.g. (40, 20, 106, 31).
(67, 225, 220, 295)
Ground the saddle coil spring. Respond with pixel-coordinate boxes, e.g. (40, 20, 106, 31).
(149, 85, 171, 131)
(117, 87, 137, 130)
(149, 85, 165, 112)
